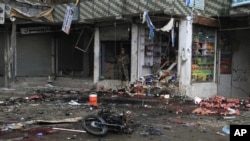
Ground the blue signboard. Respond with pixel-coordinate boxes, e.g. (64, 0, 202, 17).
(71, 5, 78, 21)
(68, 3, 79, 21)
(186, 0, 205, 10)
(232, 0, 250, 7)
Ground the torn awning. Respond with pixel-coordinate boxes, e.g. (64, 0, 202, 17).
(10, 7, 54, 23)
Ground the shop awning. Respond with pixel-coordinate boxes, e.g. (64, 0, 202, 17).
(9, 7, 54, 23)
(3, 0, 54, 23)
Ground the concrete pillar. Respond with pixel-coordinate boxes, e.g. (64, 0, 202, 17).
(93, 27, 100, 83)
(130, 24, 139, 83)
(4, 27, 9, 87)
(5, 22, 16, 87)
(178, 16, 193, 94)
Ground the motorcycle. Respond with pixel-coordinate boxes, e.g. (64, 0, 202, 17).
(81, 108, 134, 136)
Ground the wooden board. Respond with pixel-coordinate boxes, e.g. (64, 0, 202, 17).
(193, 16, 219, 27)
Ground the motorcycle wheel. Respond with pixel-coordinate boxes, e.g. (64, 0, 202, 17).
(81, 115, 108, 136)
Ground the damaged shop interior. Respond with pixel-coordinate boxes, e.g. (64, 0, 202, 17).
(97, 14, 180, 98)
(99, 22, 132, 80)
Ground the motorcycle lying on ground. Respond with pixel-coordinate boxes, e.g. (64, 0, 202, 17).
(81, 108, 134, 136)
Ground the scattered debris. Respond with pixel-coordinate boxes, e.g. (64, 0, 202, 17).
(68, 100, 81, 106)
(29, 95, 44, 101)
(192, 95, 250, 116)
(35, 117, 83, 124)
(52, 127, 86, 133)
(216, 132, 226, 136)
(140, 126, 164, 136)
(222, 125, 230, 135)
(223, 116, 236, 119)
(1, 123, 24, 131)
(0, 88, 16, 91)
(194, 96, 202, 104)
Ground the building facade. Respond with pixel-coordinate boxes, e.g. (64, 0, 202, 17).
(0, 0, 250, 98)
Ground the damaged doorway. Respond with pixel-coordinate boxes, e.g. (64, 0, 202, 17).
(99, 24, 131, 80)
(100, 41, 131, 80)
(56, 26, 94, 79)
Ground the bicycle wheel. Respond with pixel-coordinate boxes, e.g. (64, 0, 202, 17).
(81, 115, 108, 136)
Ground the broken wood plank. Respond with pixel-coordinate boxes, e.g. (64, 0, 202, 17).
(53, 127, 86, 133)
(35, 117, 82, 124)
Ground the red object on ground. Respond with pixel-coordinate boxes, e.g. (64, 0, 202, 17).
(194, 96, 244, 116)
(29, 95, 43, 100)
(246, 104, 250, 108)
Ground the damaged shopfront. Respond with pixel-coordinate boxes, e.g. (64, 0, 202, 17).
(95, 14, 179, 95)
(177, 16, 219, 99)
(2, 0, 249, 100)
(1, 0, 220, 99)
(81, 0, 249, 99)
(1, 0, 95, 88)
(98, 23, 132, 81)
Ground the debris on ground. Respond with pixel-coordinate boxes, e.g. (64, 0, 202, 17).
(192, 95, 250, 116)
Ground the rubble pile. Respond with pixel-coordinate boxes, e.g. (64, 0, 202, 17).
(117, 70, 178, 98)
(192, 96, 250, 116)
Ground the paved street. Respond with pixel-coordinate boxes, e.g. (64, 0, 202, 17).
(0, 88, 249, 141)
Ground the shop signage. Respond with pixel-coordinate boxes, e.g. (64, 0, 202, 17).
(232, 0, 250, 7)
(20, 26, 51, 34)
(186, 0, 205, 10)
(0, 3, 5, 24)
(62, 6, 74, 34)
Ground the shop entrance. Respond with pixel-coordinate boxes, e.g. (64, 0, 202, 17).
(56, 26, 94, 79)
(100, 41, 131, 80)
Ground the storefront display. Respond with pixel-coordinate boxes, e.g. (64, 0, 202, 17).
(191, 25, 216, 82)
